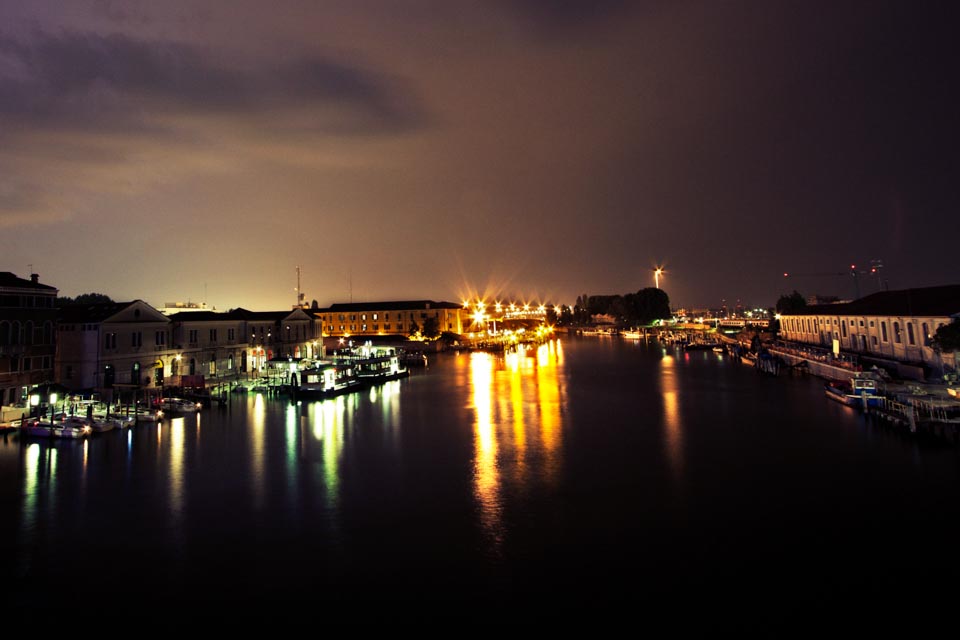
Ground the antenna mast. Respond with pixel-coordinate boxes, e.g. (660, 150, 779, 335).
(295, 265, 304, 308)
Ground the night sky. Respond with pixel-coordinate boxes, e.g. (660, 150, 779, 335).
(1, 1, 957, 310)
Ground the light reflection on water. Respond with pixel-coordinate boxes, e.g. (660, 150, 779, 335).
(466, 339, 567, 549)
(8, 337, 953, 608)
(168, 417, 185, 527)
(659, 352, 684, 480)
(251, 393, 266, 510)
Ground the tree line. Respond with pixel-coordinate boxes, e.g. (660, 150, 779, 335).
(561, 288, 671, 327)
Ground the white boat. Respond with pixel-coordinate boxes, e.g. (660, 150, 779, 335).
(621, 330, 644, 340)
(21, 418, 91, 439)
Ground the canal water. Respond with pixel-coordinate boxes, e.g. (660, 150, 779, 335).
(3, 337, 960, 620)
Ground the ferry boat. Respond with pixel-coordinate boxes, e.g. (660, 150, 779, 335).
(297, 361, 360, 397)
(824, 372, 884, 408)
(354, 346, 409, 383)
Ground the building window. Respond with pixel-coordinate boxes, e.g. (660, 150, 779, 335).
(922, 323, 930, 346)
(880, 322, 888, 342)
(105, 332, 117, 349)
(339, 325, 344, 331)
(350, 324, 356, 331)
(362, 324, 367, 332)
(907, 323, 916, 346)
(228, 328, 235, 341)
(385, 323, 391, 330)
(132, 332, 143, 348)
(155, 330, 166, 346)
(841, 321, 847, 338)
(189, 329, 199, 344)
(385, 313, 390, 320)
(872, 336, 878, 346)
(893, 322, 901, 344)
(361, 314, 367, 321)
(210, 329, 218, 342)
(373, 313, 378, 320)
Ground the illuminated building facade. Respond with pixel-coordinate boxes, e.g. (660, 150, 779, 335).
(779, 285, 959, 375)
(316, 300, 466, 338)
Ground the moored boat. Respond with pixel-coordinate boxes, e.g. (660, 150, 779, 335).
(20, 418, 91, 439)
(158, 397, 202, 413)
(824, 372, 884, 408)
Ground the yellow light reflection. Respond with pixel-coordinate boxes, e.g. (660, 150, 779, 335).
(169, 416, 185, 521)
(251, 393, 266, 510)
(470, 352, 501, 545)
(660, 356, 684, 481)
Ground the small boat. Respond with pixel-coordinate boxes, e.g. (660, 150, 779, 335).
(824, 373, 884, 408)
(683, 342, 716, 351)
(21, 418, 91, 439)
(621, 330, 644, 340)
(158, 397, 202, 413)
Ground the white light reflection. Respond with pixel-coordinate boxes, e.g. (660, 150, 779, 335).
(280, 404, 298, 511)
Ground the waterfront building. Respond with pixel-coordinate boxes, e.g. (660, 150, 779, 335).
(0, 273, 58, 422)
(779, 284, 960, 378)
(56, 302, 320, 397)
(56, 300, 176, 399)
(315, 301, 466, 340)
(173, 307, 319, 378)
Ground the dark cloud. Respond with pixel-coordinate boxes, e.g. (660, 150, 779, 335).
(0, 29, 427, 135)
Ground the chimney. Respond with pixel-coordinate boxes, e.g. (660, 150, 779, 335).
(30, 273, 39, 284)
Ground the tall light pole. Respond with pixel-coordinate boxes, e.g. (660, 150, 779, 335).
(654, 267, 664, 289)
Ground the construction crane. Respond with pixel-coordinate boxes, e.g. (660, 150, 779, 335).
(782, 260, 885, 300)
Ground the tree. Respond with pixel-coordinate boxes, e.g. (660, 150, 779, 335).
(422, 316, 440, 339)
(932, 320, 960, 353)
(57, 292, 114, 306)
(776, 291, 806, 315)
(624, 288, 671, 326)
(408, 319, 420, 338)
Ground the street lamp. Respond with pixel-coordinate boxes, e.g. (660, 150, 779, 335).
(654, 267, 664, 289)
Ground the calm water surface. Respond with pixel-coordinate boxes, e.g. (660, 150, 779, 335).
(4, 337, 960, 616)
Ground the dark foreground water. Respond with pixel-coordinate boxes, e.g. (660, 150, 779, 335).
(4, 337, 960, 621)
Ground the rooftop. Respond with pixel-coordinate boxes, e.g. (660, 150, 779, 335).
(0, 272, 57, 292)
(787, 284, 960, 318)
(316, 300, 462, 313)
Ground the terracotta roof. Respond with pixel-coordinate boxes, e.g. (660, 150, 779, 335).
(786, 284, 960, 317)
